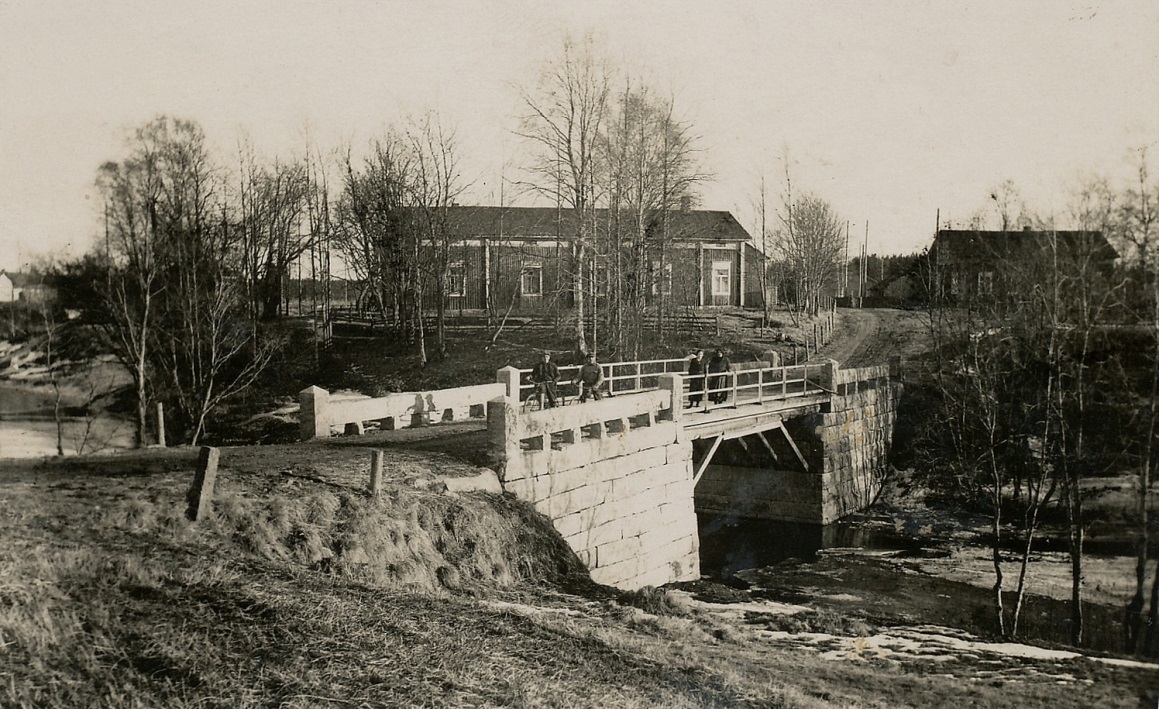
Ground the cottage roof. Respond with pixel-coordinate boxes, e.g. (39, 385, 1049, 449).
(444, 205, 751, 243)
(933, 229, 1117, 266)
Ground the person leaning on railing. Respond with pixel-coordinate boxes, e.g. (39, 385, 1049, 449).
(707, 349, 731, 404)
(687, 349, 705, 408)
(573, 352, 605, 402)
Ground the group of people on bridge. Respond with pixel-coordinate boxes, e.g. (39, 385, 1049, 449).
(686, 349, 731, 408)
(527, 348, 732, 410)
(529, 352, 606, 409)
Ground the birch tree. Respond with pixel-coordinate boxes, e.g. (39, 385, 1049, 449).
(517, 34, 611, 356)
(773, 190, 844, 320)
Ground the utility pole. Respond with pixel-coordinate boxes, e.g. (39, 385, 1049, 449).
(861, 222, 869, 301)
(843, 221, 850, 299)
(934, 209, 941, 301)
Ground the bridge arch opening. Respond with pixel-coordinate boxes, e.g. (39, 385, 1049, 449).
(691, 421, 823, 577)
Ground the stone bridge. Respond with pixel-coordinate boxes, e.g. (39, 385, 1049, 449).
(300, 358, 901, 590)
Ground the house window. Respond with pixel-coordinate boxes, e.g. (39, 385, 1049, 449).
(711, 261, 731, 297)
(521, 264, 543, 297)
(448, 263, 466, 297)
(650, 261, 673, 296)
(977, 271, 994, 297)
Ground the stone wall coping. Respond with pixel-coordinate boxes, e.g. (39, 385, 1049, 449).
(833, 364, 891, 386)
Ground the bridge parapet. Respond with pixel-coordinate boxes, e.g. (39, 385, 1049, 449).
(487, 390, 698, 589)
(299, 382, 503, 440)
(488, 389, 678, 483)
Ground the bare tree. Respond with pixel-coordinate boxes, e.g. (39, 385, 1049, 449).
(96, 119, 170, 447)
(772, 186, 844, 322)
(406, 112, 465, 361)
(517, 34, 611, 356)
(1116, 148, 1159, 653)
(334, 135, 414, 335)
(236, 142, 312, 321)
(599, 82, 705, 355)
(96, 116, 284, 445)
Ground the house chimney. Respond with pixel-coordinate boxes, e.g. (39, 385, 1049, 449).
(680, 195, 691, 212)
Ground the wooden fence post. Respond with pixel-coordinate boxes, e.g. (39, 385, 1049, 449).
(186, 446, 219, 521)
(369, 450, 384, 496)
(156, 403, 166, 448)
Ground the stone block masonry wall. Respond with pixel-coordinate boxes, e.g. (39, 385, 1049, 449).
(488, 389, 699, 590)
(804, 364, 902, 524)
(696, 465, 820, 524)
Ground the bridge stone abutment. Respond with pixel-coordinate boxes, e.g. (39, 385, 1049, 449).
(805, 360, 902, 523)
(487, 384, 699, 590)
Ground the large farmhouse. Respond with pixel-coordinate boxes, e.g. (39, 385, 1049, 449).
(431, 205, 765, 314)
(930, 227, 1117, 302)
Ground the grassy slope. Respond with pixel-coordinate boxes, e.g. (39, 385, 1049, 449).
(3, 441, 1154, 708)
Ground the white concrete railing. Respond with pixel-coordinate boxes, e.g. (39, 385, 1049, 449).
(832, 363, 893, 394)
(489, 388, 675, 460)
(299, 382, 505, 440)
(300, 358, 897, 441)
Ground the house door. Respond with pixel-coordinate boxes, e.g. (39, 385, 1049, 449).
(711, 261, 731, 306)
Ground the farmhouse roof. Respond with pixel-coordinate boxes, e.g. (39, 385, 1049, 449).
(444, 205, 752, 243)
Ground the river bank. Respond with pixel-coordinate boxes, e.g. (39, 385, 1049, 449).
(0, 339, 133, 458)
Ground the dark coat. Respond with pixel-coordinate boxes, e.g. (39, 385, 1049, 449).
(706, 354, 730, 375)
(687, 356, 705, 393)
(707, 354, 731, 401)
(531, 361, 559, 383)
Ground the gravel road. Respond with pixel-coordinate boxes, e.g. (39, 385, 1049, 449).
(814, 308, 930, 368)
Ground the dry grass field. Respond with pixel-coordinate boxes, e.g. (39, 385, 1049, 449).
(3, 436, 1157, 708)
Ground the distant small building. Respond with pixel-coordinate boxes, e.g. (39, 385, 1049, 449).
(929, 228, 1117, 302)
(0, 271, 51, 304)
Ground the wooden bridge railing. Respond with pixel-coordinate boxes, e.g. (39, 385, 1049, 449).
(674, 363, 829, 413)
(506, 358, 833, 415)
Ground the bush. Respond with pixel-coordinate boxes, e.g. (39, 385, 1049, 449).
(617, 585, 691, 616)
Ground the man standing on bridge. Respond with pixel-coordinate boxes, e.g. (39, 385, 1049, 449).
(574, 352, 605, 403)
(530, 352, 560, 408)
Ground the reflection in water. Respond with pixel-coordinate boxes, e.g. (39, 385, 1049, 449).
(697, 513, 923, 579)
(0, 383, 133, 458)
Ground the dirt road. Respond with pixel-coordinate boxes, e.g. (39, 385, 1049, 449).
(815, 308, 930, 368)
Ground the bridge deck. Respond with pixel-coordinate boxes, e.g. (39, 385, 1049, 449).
(680, 392, 828, 440)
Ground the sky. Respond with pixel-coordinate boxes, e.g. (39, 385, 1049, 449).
(1, 0, 1157, 273)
